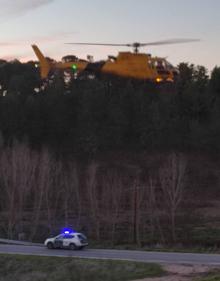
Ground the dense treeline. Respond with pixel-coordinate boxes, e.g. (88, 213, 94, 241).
(0, 60, 220, 153)
(0, 60, 220, 247)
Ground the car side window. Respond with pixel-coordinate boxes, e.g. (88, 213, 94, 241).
(63, 234, 74, 239)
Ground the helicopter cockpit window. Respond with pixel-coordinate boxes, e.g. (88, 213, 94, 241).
(155, 60, 166, 70)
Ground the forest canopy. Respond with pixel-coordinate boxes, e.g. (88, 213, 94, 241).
(0, 60, 220, 154)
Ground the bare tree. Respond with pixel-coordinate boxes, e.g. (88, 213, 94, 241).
(159, 153, 187, 243)
(101, 168, 124, 244)
(69, 163, 81, 229)
(131, 177, 143, 246)
(30, 147, 52, 240)
(86, 161, 100, 240)
(0, 141, 38, 239)
(44, 157, 63, 233)
(145, 177, 165, 245)
(62, 162, 81, 228)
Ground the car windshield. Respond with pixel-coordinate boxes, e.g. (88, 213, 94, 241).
(56, 234, 64, 239)
(77, 234, 87, 240)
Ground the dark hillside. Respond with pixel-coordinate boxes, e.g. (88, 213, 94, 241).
(0, 61, 220, 247)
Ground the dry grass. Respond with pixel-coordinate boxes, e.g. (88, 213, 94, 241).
(133, 264, 218, 281)
(0, 254, 164, 281)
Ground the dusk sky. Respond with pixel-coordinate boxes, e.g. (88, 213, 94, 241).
(0, 0, 219, 70)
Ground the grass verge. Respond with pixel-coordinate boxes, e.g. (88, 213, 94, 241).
(195, 270, 220, 281)
(0, 254, 165, 281)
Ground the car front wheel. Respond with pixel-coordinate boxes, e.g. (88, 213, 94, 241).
(47, 242, 54, 249)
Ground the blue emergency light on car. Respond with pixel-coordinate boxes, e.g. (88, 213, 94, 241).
(61, 227, 76, 234)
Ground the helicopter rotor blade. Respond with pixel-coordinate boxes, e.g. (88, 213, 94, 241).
(65, 39, 199, 47)
(140, 38, 200, 47)
(65, 43, 132, 47)
(65, 39, 200, 54)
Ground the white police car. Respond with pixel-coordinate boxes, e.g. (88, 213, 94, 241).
(44, 231, 88, 250)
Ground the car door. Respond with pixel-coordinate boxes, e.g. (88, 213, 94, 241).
(63, 234, 73, 247)
(54, 234, 64, 248)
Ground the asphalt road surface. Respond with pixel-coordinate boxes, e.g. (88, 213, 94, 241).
(0, 244, 220, 265)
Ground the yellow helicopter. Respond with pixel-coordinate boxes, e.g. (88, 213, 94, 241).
(32, 39, 199, 82)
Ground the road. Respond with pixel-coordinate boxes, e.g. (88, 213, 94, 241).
(1, 244, 220, 265)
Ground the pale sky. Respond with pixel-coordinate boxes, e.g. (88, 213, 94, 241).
(0, 0, 219, 70)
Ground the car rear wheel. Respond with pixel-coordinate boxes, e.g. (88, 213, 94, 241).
(69, 243, 77, 250)
(47, 242, 54, 249)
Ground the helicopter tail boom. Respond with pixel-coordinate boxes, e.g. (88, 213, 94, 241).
(32, 45, 51, 79)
